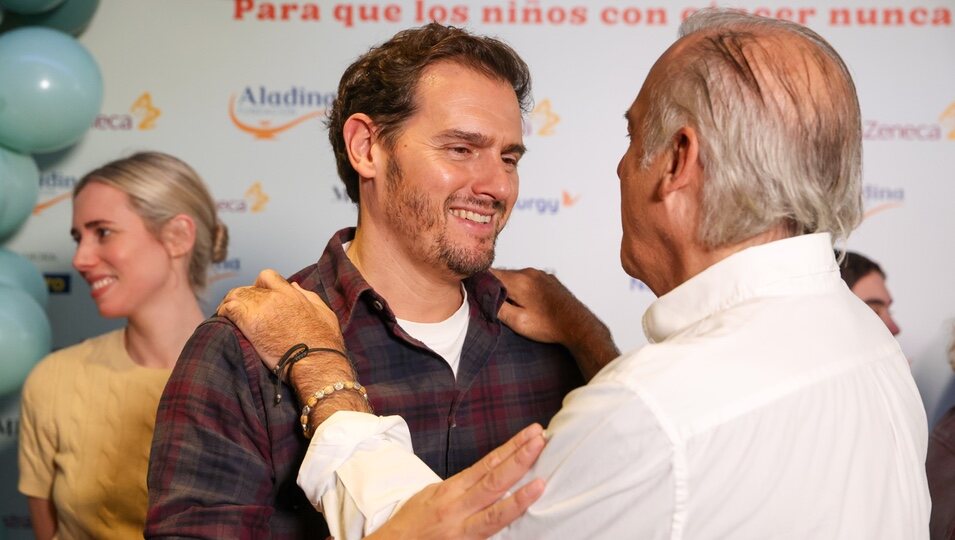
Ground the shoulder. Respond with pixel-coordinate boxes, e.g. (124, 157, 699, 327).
(24, 329, 123, 383)
(289, 263, 322, 291)
(164, 317, 273, 406)
(173, 317, 253, 375)
(21, 329, 122, 403)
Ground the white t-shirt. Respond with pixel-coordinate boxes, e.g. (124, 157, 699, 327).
(396, 287, 469, 378)
(299, 234, 931, 539)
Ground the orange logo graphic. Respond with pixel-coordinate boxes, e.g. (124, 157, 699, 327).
(32, 192, 72, 215)
(940, 102, 955, 140)
(863, 202, 904, 220)
(245, 182, 270, 213)
(861, 184, 904, 222)
(531, 99, 560, 136)
(228, 95, 325, 140)
(561, 190, 581, 206)
(131, 92, 161, 130)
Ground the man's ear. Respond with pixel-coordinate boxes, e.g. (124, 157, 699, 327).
(343, 113, 380, 180)
(657, 126, 701, 199)
(161, 214, 197, 259)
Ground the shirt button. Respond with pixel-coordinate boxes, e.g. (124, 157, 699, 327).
(372, 300, 383, 311)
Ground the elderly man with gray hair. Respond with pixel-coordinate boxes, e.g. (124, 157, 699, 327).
(221, 8, 930, 538)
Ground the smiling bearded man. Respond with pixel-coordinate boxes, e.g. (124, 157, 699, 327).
(145, 23, 617, 540)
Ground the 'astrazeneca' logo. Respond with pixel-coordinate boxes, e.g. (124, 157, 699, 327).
(514, 190, 581, 215)
(91, 92, 161, 131)
(209, 257, 241, 284)
(863, 102, 955, 142)
(862, 183, 905, 220)
(940, 101, 955, 140)
(863, 120, 940, 141)
(524, 99, 560, 136)
(217, 182, 270, 213)
(229, 86, 334, 140)
(33, 170, 79, 215)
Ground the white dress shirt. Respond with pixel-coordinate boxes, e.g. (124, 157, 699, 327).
(298, 234, 930, 539)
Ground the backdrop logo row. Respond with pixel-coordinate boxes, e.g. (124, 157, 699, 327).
(228, 86, 563, 140)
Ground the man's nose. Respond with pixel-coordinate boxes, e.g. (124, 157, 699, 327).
(471, 156, 515, 201)
(885, 315, 901, 337)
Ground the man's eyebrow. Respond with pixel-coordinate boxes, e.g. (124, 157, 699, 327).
(435, 129, 527, 156)
(503, 143, 527, 157)
(864, 299, 891, 308)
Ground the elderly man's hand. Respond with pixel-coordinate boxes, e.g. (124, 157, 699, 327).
(494, 268, 620, 381)
(366, 423, 547, 540)
(217, 269, 344, 370)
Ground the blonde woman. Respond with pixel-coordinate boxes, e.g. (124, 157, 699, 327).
(18, 152, 228, 539)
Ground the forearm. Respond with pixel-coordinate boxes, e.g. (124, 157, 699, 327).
(566, 318, 620, 381)
(27, 497, 56, 540)
(290, 350, 373, 435)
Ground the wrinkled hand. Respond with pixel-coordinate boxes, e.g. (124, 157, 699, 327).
(367, 424, 547, 540)
(494, 268, 581, 345)
(493, 268, 620, 380)
(217, 269, 344, 370)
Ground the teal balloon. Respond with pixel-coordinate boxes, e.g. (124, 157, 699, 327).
(0, 285, 51, 395)
(0, 248, 48, 307)
(0, 145, 39, 241)
(0, 0, 64, 15)
(1, 0, 99, 35)
(0, 27, 103, 153)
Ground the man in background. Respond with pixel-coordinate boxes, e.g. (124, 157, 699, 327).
(839, 250, 901, 336)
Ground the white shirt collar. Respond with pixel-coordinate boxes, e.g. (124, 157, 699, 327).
(643, 233, 839, 343)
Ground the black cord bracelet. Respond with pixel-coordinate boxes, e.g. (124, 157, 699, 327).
(271, 343, 351, 405)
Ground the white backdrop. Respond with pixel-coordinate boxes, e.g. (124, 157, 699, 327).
(2, 0, 954, 536)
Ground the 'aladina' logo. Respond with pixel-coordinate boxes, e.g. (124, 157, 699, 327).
(229, 86, 333, 140)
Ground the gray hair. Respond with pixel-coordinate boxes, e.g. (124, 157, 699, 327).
(74, 152, 228, 292)
(640, 8, 863, 247)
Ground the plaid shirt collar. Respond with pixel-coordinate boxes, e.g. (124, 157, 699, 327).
(307, 227, 508, 333)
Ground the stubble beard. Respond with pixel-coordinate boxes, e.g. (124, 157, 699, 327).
(385, 156, 501, 277)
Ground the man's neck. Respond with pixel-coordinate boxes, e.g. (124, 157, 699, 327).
(647, 225, 794, 297)
(347, 225, 466, 323)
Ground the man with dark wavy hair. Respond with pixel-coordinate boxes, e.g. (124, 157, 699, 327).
(838, 250, 901, 336)
(146, 24, 614, 539)
(221, 8, 929, 539)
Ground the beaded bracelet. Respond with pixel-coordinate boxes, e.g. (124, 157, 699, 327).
(300, 381, 369, 439)
(271, 343, 351, 405)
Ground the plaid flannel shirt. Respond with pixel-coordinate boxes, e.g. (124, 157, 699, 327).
(146, 227, 584, 539)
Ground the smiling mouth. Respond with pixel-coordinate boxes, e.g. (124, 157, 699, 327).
(449, 209, 492, 224)
(90, 277, 117, 291)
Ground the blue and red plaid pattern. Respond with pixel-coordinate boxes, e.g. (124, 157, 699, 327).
(146, 228, 583, 538)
